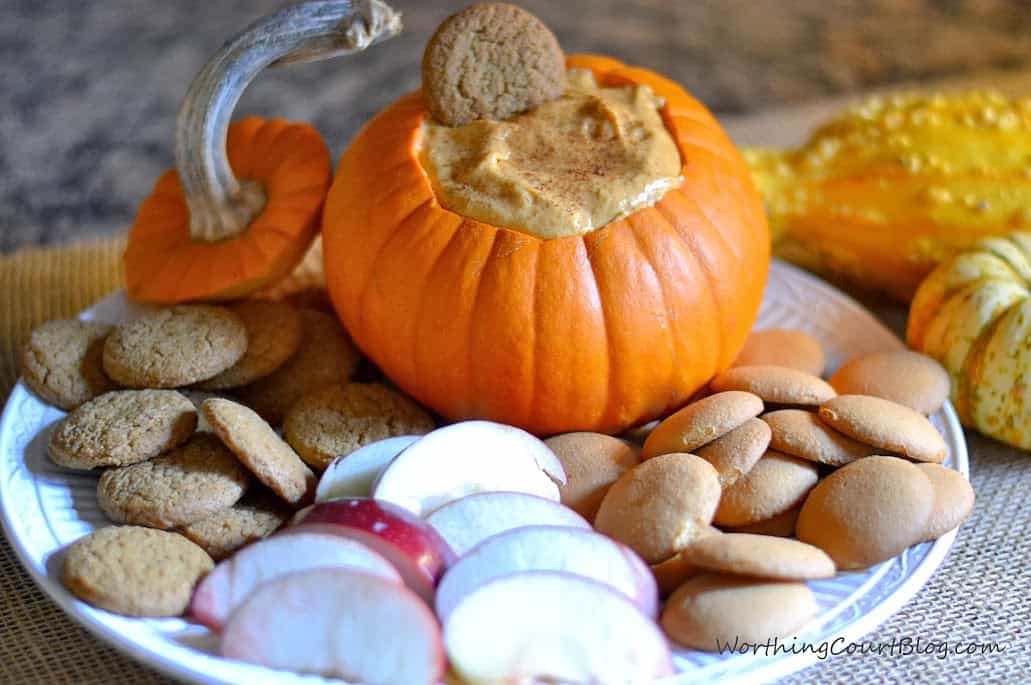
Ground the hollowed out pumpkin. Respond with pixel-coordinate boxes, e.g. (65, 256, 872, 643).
(322, 55, 770, 435)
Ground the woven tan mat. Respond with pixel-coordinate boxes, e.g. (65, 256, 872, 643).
(0, 237, 1028, 684)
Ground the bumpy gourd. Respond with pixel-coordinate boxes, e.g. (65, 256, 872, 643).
(124, 1, 401, 303)
(322, 54, 770, 436)
(908, 232, 1031, 450)
(747, 91, 1031, 302)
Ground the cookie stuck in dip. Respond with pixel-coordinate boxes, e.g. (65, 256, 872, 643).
(422, 2, 566, 126)
(420, 68, 684, 238)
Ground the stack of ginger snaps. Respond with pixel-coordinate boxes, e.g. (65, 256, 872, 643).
(39, 1, 582, 624)
(23, 300, 437, 617)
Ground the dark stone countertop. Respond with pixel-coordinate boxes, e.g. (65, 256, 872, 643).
(3, 0, 1031, 251)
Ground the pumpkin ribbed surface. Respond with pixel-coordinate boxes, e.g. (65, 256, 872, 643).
(908, 232, 1031, 449)
(322, 55, 769, 435)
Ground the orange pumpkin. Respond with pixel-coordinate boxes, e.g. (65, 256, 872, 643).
(323, 55, 769, 435)
(123, 1, 401, 303)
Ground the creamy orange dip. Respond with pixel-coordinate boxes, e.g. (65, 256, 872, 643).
(419, 69, 683, 239)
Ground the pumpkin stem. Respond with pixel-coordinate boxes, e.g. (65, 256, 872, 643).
(176, 0, 402, 243)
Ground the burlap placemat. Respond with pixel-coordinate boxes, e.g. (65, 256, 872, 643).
(0, 238, 1027, 684)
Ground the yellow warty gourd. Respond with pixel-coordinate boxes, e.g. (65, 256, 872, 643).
(908, 232, 1031, 450)
(746, 91, 1031, 301)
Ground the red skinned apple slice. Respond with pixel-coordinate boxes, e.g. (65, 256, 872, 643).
(190, 530, 401, 631)
(291, 498, 456, 602)
(444, 571, 673, 685)
(436, 526, 658, 622)
(315, 435, 419, 502)
(222, 568, 444, 685)
(426, 491, 590, 556)
(372, 421, 566, 517)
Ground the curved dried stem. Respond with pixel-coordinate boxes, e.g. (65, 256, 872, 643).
(176, 0, 402, 242)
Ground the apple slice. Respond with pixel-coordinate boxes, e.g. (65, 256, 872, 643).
(315, 435, 419, 502)
(372, 421, 565, 517)
(190, 531, 401, 631)
(436, 526, 658, 622)
(426, 491, 590, 556)
(444, 571, 673, 685)
(292, 498, 456, 602)
(222, 568, 444, 685)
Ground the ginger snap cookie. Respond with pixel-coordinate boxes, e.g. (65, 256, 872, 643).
(178, 389, 225, 432)
(103, 305, 247, 388)
(237, 309, 361, 425)
(694, 417, 770, 488)
(711, 365, 836, 407)
(202, 398, 316, 506)
(544, 432, 640, 520)
(762, 408, 875, 467)
(829, 350, 950, 415)
(680, 533, 835, 581)
(195, 300, 303, 390)
(733, 328, 826, 377)
(796, 456, 934, 570)
(282, 383, 435, 471)
(713, 450, 819, 527)
(818, 394, 948, 463)
(641, 391, 763, 459)
(97, 433, 250, 529)
(916, 463, 975, 541)
(63, 525, 213, 617)
(661, 574, 817, 651)
(48, 390, 196, 470)
(422, 3, 566, 126)
(594, 453, 721, 564)
(179, 491, 291, 560)
(21, 319, 116, 410)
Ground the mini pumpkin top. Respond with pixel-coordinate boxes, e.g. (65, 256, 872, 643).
(124, 1, 402, 303)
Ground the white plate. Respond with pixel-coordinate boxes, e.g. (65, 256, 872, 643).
(0, 259, 968, 685)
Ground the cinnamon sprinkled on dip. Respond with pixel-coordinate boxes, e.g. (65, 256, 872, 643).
(419, 69, 683, 239)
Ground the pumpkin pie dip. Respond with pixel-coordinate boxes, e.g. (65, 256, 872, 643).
(419, 69, 683, 239)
